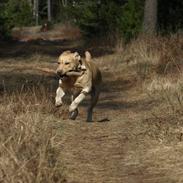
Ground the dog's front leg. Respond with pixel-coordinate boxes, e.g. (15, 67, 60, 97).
(55, 80, 65, 107)
(69, 87, 90, 120)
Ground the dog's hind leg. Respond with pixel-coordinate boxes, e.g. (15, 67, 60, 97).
(87, 87, 100, 122)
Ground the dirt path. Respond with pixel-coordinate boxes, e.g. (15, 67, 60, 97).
(56, 65, 173, 183)
(0, 41, 181, 183)
(0, 59, 174, 183)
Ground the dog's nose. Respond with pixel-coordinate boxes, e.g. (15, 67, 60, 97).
(57, 70, 63, 76)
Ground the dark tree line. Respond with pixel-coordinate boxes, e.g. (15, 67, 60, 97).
(158, 0, 183, 33)
(0, 0, 183, 40)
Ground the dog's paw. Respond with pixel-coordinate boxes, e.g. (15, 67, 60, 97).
(55, 101, 62, 107)
(86, 119, 93, 122)
(69, 109, 78, 120)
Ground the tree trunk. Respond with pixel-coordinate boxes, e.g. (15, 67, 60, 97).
(143, 0, 158, 35)
(47, 0, 51, 22)
(33, 0, 39, 25)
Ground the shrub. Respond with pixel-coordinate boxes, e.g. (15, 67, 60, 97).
(0, 2, 11, 39)
(5, 0, 33, 27)
(119, 0, 144, 41)
(67, 0, 144, 41)
(122, 34, 183, 79)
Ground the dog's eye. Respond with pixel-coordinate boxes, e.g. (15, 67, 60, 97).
(57, 62, 60, 65)
(65, 62, 70, 65)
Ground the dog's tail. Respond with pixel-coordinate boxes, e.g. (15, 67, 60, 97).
(85, 51, 92, 62)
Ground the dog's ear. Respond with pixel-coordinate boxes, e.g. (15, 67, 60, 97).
(74, 52, 81, 61)
(73, 52, 86, 71)
(78, 60, 86, 71)
(85, 51, 92, 62)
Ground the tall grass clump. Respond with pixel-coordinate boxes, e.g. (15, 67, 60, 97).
(146, 75, 183, 115)
(121, 33, 183, 142)
(123, 34, 183, 79)
(0, 87, 64, 183)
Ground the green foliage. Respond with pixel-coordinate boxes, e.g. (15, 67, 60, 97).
(67, 0, 144, 41)
(158, 0, 183, 33)
(0, 0, 33, 39)
(67, 1, 122, 37)
(0, 18, 11, 39)
(97, 1, 123, 34)
(1, 0, 183, 41)
(66, 1, 99, 36)
(0, 2, 11, 39)
(5, 0, 33, 27)
(120, 0, 144, 41)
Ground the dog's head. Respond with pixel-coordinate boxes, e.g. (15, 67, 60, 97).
(56, 51, 84, 77)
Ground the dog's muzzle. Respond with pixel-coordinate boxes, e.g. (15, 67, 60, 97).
(57, 69, 84, 80)
(57, 70, 67, 78)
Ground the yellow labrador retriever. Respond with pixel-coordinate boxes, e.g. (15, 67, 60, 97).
(55, 51, 102, 122)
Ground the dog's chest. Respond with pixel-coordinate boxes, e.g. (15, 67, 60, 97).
(60, 71, 90, 90)
(60, 77, 76, 88)
(60, 77, 83, 89)
(74, 72, 90, 88)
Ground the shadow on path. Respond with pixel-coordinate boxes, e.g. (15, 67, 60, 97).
(0, 40, 113, 59)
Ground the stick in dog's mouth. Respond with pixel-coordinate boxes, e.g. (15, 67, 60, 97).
(67, 70, 83, 76)
(60, 70, 84, 77)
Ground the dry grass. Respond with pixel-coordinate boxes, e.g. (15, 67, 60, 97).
(122, 34, 183, 79)
(118, 33, 183, 145)
(144, 74, 183, 134)
(1, 32, 183, 182)
(121, 35, 183, 182)
(0, 88, 65, 183)
(119, 34, 183, 145)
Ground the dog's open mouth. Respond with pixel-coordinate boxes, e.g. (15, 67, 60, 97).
(58, 70, 74, 78)
(59, 73, 68, 79)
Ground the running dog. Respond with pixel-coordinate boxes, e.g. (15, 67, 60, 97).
(55, 51, 102, 122)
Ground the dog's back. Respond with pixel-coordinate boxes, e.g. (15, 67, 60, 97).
(84, 51, 102, 86)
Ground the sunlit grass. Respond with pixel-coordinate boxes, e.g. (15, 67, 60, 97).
(0, 87, 65, 183)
